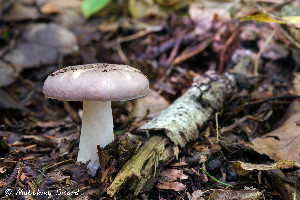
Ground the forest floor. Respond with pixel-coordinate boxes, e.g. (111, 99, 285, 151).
(0, 0, 300, 199)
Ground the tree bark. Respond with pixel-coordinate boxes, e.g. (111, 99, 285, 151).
(107, 71, 236, 196)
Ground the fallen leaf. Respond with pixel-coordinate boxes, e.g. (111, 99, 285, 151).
(82, 0, 111, 18)
(170, 162, 189, 167)
(40, 0, 82, 14)
(22, 23, 78, 54)
(240, 11, 300, 29)
(128, 0, 166, 19)
(48, 170, 69, 183)
(2, 0, 39, 22)
(229, 49, 256, 76)
(0, 60, 17, 87)
(160, 169, 189, 182)
(241, 11, 285, 24)
(4, 23, 78, 70)
(0, 167, 6, 173)
(0, 89, 23, 109)
(257, 40, 289, 60)
(232, 160, 300, 176)
(249, 100, 300, 162)
(189, 6, 215, 35)
(4, 42, 58, 69)
(157, 181, 186, 191)
(187, 190, 204, 200)
(131, 89, 169, 126)
(189, 2, 232, 35)
(208, 188, 262, 200)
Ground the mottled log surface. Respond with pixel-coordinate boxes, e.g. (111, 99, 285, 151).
(265, 169, 300, 200)
(107, 71, 236, 197)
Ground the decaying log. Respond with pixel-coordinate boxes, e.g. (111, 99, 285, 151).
(107, 71, 236, 196)
(265, 169, 300, 200)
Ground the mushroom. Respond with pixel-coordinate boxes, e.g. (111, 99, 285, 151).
(43, 63, 149, 175)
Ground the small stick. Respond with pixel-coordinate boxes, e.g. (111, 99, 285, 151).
(254, 25, 278, 76)
(246, 94, 300, 105)
(215, 112, 220, 143)
(0, 162, 20, 196)
(45, 159, 75, 170)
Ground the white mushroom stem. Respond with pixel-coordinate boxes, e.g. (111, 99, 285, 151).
(77, 101, 114, 176)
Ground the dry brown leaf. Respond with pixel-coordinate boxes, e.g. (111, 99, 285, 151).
(249, 100, 300, 162)
(40, 0, 82, 14)
(2, 0, 39, 22)
(232, 160, 300, 176)
(4, 42, 58, 69)
(187, 190, 204, 200)
(189, 6, 215, 35)
(48, 170, 69, 183)
(257, 40, 289, 60)
(0, 61, 17, 87)
(160, 169, 189, 182)
(157, 181, 186, 191)
(131, 89, 169, 126)
(208, 188, 262, 200)
(128, 0, 166, 19)
(4, 23, 78, 70)
(170, 162, 189, 167)
(0, 167, 6, 173)
(22, 23, 78, 54)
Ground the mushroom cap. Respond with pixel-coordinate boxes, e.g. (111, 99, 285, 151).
(43, 63, 149, 101)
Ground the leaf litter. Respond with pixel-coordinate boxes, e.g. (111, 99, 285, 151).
(0, 0, 300, 199)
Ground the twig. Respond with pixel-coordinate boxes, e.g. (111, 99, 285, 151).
(167, 32, 184, 66)
(63, 101, 80, 123)
(218, 27, 241, 74)
(215, 112, 220, 143)
(254, 25, 278, 75)
(45, 159, 75, 170)
(221, 115, 249, 133)
(157, 32, 184, 85)
(116, 41, 130, 65)
(0, 162, 20, 196)
(0, 0, 17, 17)
(104, 25, 163, 48)
(246, 94, 300, 105)
(246, 75, 292, 85)
(172, 38, 212, 66)
(119, 26, 163, 43)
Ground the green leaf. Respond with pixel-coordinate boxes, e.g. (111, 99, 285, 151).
(81, 0, 111, 18)
(240, 12, 285, 24)
(240, 11, 300, 27)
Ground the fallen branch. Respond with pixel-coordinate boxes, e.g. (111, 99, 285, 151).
(107, 71, 236, 196)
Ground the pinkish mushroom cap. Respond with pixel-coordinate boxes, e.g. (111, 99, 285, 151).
(43, 63, 149, 101)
